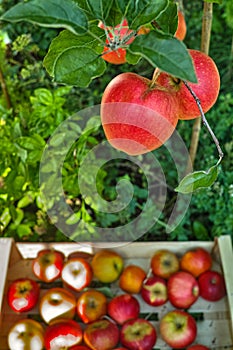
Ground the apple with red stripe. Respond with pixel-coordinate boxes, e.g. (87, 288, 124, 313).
(107, 294, 140, 325)
(84, 319, 119, 350)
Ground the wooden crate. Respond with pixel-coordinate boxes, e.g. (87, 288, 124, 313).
(0, 236, 233, 349)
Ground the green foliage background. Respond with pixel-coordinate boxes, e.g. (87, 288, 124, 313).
(0, 0, 232, 242)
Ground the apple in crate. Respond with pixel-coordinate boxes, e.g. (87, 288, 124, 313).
(84, 319, 119, 350)
(8, 319, 44, 350)
(167, 271, 199, 308)
(39, 287, 76, 324)
(91, 249, 124, 283)
(198, 270, 226, 301)
(141, 275, 168, 306)
(69, 346, 91, 350)
(107, 294, 140, 325)
(119, 264, 147, 294)
(160, 310, 197, 348)
(32, 248, 65, 282)
(77, 289, 107, 324)
(44, 319, 83, 350)
(120, 318, 157, 350)
(180, 247, 212, 277)
(61, 257, 93, 291)
(150, 249, 179, 279)
(7, 278, 40, 312)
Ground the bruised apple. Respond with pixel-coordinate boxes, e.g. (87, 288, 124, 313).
(32, 249, 65, 283)
(39, 287, 76, 324)
(119, 264, 147, 294)
(76, 289, 107, 324)
(180, 247, 212, 277)
(101, 72, 179, 155)
(141, 275, 168, 306)
(7, 278, 40, 313)
(91, 249, 124, 283)
(156, 49, 220, 120)
(8, 319, 44, 350)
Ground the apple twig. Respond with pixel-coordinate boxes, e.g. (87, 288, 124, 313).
(183, 80, 224, 163)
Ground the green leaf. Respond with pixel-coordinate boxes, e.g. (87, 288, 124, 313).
(0, 208, 11, 230)
(155, 0, 178, 35)
(117, 0, 169, 29)
(16, 135, 45, 151)
(86, 0, 114, 21)
(193, 221, 210, 241)
(129, 31, 197, 82)
(44, 29, 106, 87)
(1, 0, 88, 35)
(175, 165, 219, 194)
(126, 50, 141, 65)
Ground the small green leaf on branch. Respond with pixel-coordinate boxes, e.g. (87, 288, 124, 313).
(175, 165, 219, 194)
(0, 0, 88, 35)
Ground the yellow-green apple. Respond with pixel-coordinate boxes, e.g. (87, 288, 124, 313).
(61, 257, 93, 291)
(141, 275, 168, 306)
(32, 248, 65, 283)
(198, 270, 226, 301)
(8, 319, 44, 350)
(175, 11, 187, 41)
(39, 287, 76, 324)
(150, 249, 180, 279)
(107, 294, 140, 325)
(44, 319, 83, 350)
(91, 249, 124, 283)
(83, 319, 120, 350)
(160, 310, 197, 348)
(7, 278, 40, 312)
(120, 318, 157, 350)
(156, 49, 220, 120)
(119, 264, 147, 294)
(76, 289, 107, 324)
(167, 271, 199, 309)
(101, 72, 179, 155)
(187, 345, 210, 350)
(180, 247, 212, 277)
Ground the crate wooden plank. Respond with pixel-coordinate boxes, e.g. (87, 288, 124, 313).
(0, 237, 233, 350)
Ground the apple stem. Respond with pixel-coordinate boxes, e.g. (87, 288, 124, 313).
(183, 80, 224, 163)
(151, 67, 161, 87)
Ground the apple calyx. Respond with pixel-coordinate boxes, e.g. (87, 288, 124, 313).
(123, 320, 152, 341)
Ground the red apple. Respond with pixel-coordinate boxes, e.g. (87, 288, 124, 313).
(61, 257, 93, 291)
(156, 49, 220, 120)
(198, 270, 226, 301)
(101, 72, 179, 155)
(141, 275, 168, 306)
(180, 247, 212, 277)
(107, 294, 140, 325)
(8, 319, 44, 350)
(91, 249, 124, 283)
(32, 248, 65, 283)
(39, 287, 76, 324)
(69, 346, 91, 350)
(76, 289, 107, 324)
(44, 319, 83, 350)
(187, 345, 210, 350)
(167, 271, 199, 309)
(119, 264, 147, 294)
(84, 319, 120, 350)
(175, 11, 187, 41)
(7, 278, 40, 312)
(150, 249, 180, 279)
(120, 318, 157, 350)
(160, 310, 197, 348)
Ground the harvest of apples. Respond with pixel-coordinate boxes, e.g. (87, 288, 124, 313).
(6, 245, 226, 350)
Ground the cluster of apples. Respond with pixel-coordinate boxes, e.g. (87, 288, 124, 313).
(6, 246, 226, 349)
(99, 13, 220, 155)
